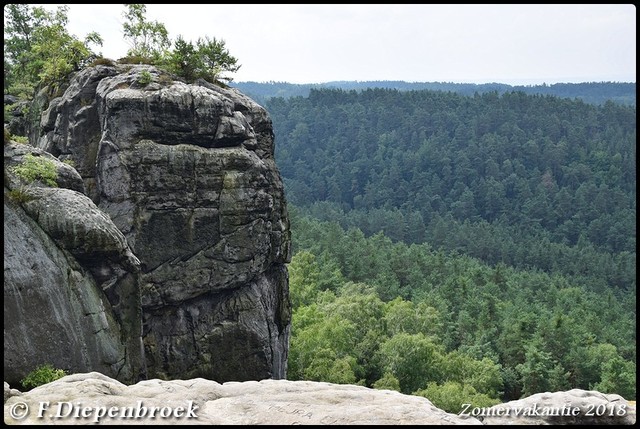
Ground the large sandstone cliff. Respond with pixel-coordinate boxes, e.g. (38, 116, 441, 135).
(4, 64, 291, 385)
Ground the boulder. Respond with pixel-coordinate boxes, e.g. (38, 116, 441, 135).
(479, 389, 635, 425)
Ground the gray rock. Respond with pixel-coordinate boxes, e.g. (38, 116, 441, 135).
(4, 94, 19, 105)
(4, 142, 85, 193)
(4, 142, 145, 385)
(3, 197, 138, 385)
(3, 372, 481, 425)
(34, 64, 292, 382)
(19, 187, 140, 273)
(37, 65, 119, 200)
(479, 389, 635, 425)
(4, 100, 30, 136)
(3, 382, 21, 403)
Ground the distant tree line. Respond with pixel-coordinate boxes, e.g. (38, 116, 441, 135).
(232, 81, 636, 107)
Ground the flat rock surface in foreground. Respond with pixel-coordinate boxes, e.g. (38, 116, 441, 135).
(4, 372, 480, 425)
(5, 373, 635, 425)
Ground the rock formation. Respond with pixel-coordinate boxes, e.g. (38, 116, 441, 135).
(3, 372, 482, 425)
(4, 143, 144, 385)
(4, 63, 291, 384)
(480, 389, 636, 425)
(3, 373, 636, 425)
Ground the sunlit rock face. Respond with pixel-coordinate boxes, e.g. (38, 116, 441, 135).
(34, 64, 292, 382)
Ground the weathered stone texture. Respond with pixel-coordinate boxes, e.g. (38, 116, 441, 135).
(33, 64, 291, 382)
(3, 372, 483, 425)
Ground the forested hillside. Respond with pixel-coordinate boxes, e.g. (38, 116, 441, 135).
(287, 209, 636, 410)
(232, 81, 636, 107)
(265, 87, 636, 408)
(267, 88, 636, 294)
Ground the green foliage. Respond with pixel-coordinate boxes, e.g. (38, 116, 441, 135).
(119, 5, 239, 85)
(414, 381, 500, 414)
(271, 88, 636, 295)
(4, 104, 14, 123)
(592, 356, 636, 399)
(289, 251, 321, 309)
(122, 4, 170, 61)
(384, 297, 442, 338)
(164, 35, 198, 81)
(5, 3, 241, 97)
(233, 81, 635, 107)
(303, 349, 359, 385)
(4, 128, 11, 145)
(7, 187, 34, 204)
(516, 337, 570, 397)
(440, 351, 503, 398)
(12, 135, 29, 144)
(288, 309, 359, 382)
(164, 35, 240, 83)
(118, 55, 156, 65)
(11, 153, 58, 187)
(20, 364, 67, 389)
(137, 70, 153, 86)
(287, 211, 636, 402)
(89, 57, 116, 67)
(4, 4, 102, 97)
(372, 372, 400, 391)
(378, 332, 443, 394)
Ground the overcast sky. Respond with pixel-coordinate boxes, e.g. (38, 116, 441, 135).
(37, 4, 636, 85)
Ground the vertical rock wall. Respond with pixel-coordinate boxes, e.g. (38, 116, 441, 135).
(36, 64, 291, 381)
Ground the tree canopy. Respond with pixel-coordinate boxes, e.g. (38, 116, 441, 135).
(4, 4, 102, 97)
(3, 3, 241, 101)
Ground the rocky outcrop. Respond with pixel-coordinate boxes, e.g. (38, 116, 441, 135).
(34, 64, 291, 382)
(4, 143, 144, 385)
(4, 373, 636, 425)
(2, 372, 482, 425)
(480, 389, 636, 425)
(3, 382, 21, 404)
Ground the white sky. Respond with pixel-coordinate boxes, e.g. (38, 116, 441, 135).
(28, 4, 637, 84)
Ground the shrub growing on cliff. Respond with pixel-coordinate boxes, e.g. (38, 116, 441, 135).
(11, 153, 58, 187)
(12, 135, 29, 144)
(20, 364, 68, 389)
(121, 5, 240, 84)
(165, 35, 240, 83)
(137, 70, 153, 86)
(122, 4, 170, 62)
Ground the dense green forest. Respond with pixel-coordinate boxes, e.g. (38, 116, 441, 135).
(266, 87, 636, 409)
(267, 89, 636, 293)
(232, 81, 636, 107)
(287, 209, 636, 411)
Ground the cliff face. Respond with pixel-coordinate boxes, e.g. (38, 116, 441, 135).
(4, 64, 291, 383)
(4, 143, 144, 385)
